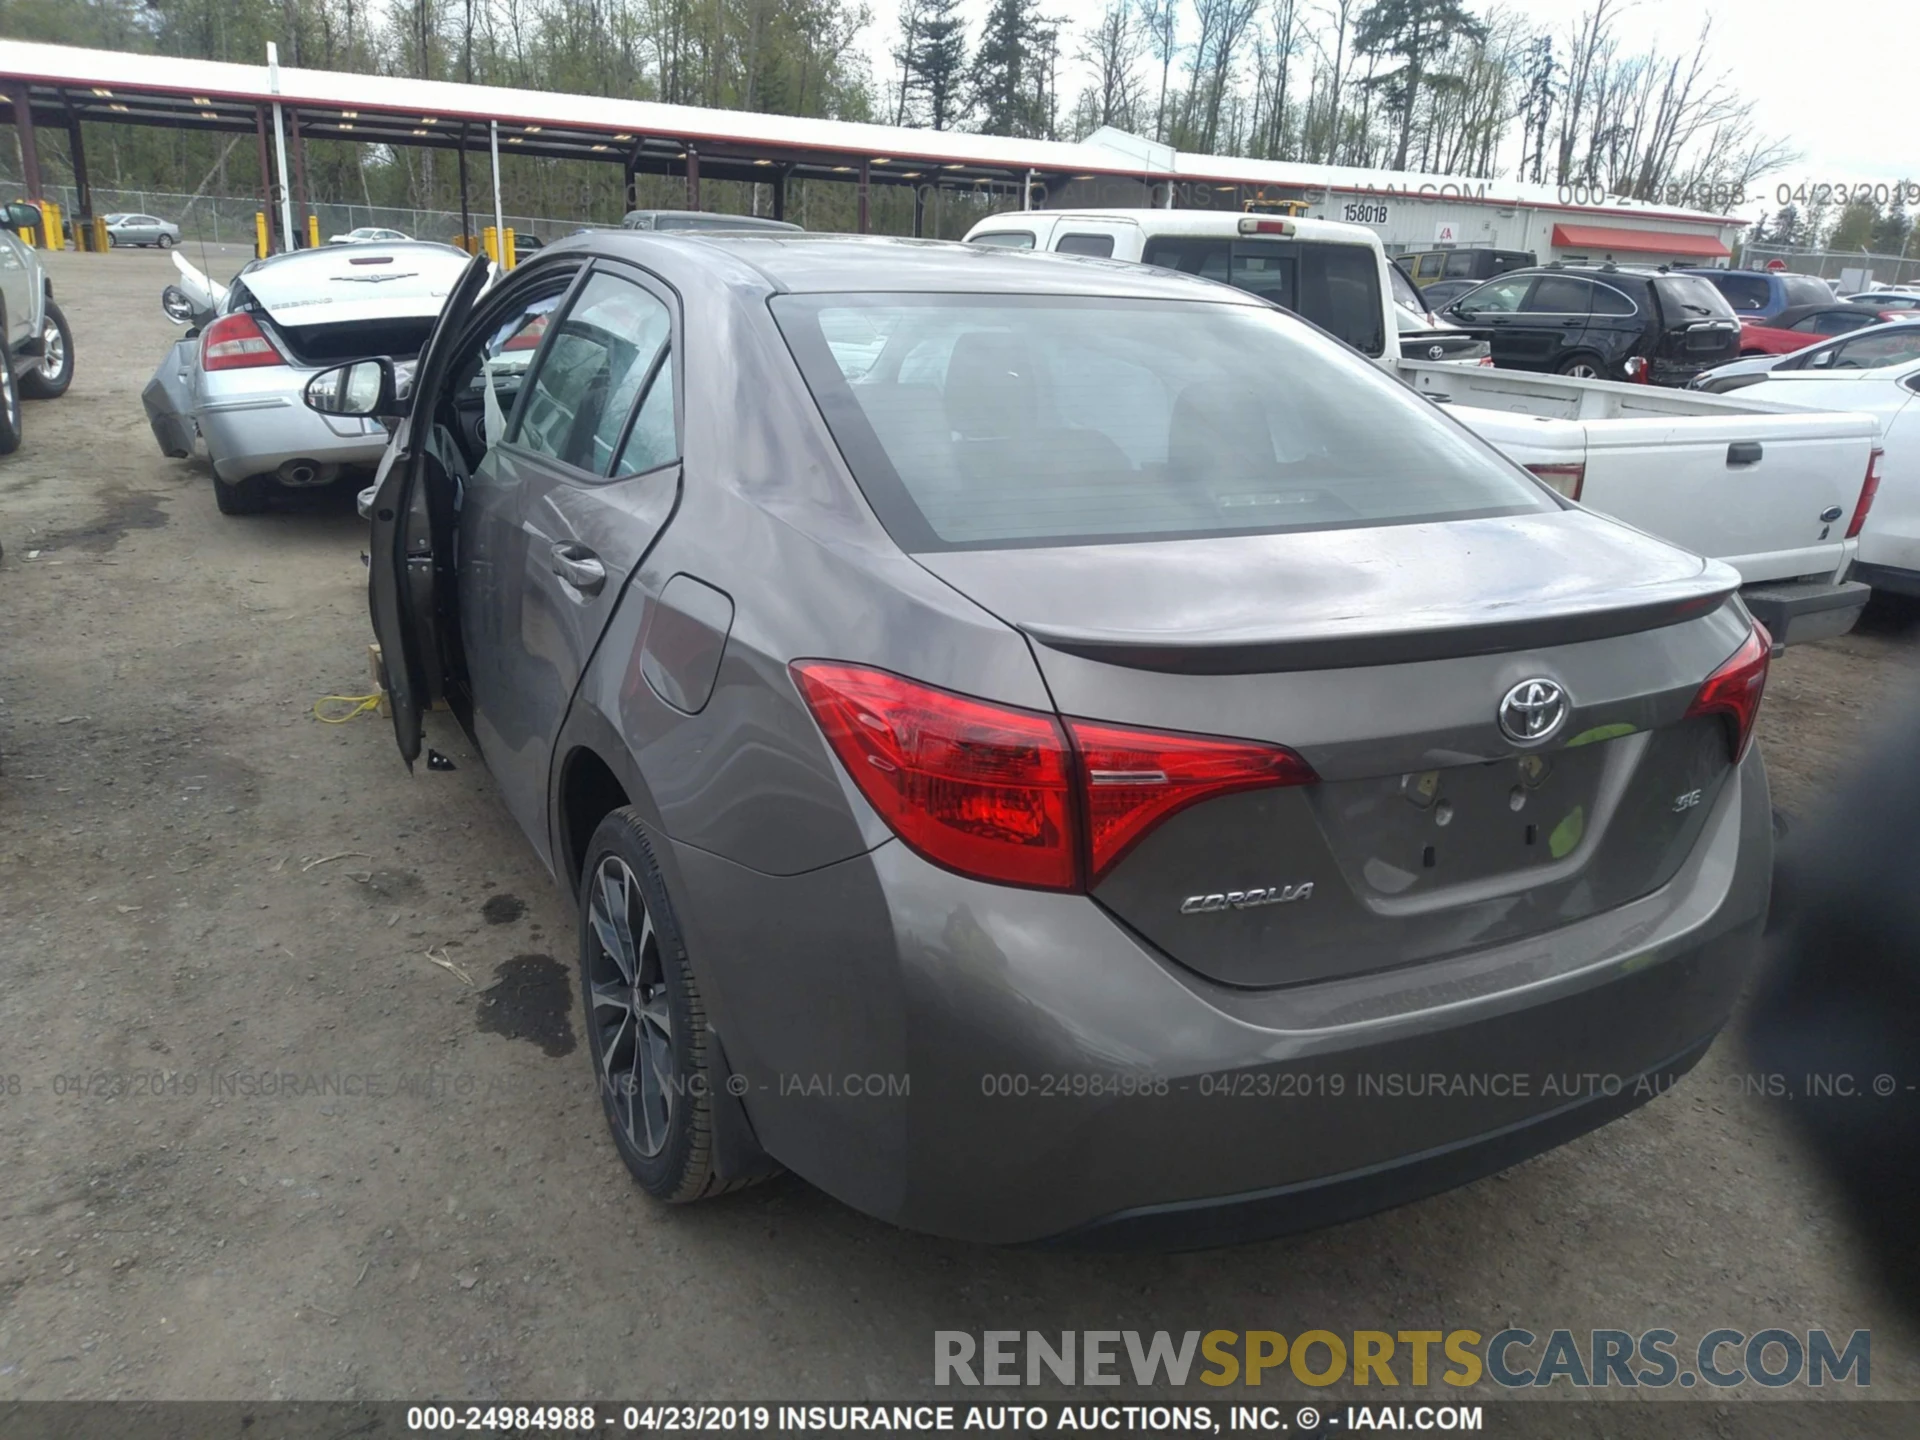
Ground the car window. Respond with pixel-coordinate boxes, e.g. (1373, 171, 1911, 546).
(1228, 242, 1293, 307)
(1821, 329, 1920, 370)
(1143, 236, 1231, 282)
(1589, 283, 1636, 316)
(1455, 276, 1530, 313)
(1443, 251, 1478, 278)
(612, 362, 676, 476)
(1389, 262, 1427, 318)
(1298, 243, 1385, 356)
(1702, 272, 1770, 312)
(511, 273, 672, 476)
(1782, 275, 1835, 307)
(970, 231, 1036, 249)
(1812, 311, 1869, 335)
(1654, 275, 1736, 319)
(1524, 276, 1593, 314)
(1055, 232, 1115, 258)
(773, 294, 1552, 551)
(1414, 254, 1443, 280)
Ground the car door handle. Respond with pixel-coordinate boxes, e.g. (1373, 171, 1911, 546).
(1561, 318, 1582, 326)
(550, 543, 606, 595)
(1727, 442, 1764, 466)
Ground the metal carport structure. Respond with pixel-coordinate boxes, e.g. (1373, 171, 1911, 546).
(0, 38, 1167, 250)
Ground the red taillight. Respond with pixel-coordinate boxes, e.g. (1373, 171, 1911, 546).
(1526, 462, 1586, 501)
(200, 312, 284, 370)
(792, 662, 1318, 891)
(1684, 626, 1770, 763)
(1847, 447, 1883, 539)
(791, 662, 1077, 890)
(1067, 718, 1316, 884)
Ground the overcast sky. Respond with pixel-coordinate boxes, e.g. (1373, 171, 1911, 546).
(862, 0, 1910, 214)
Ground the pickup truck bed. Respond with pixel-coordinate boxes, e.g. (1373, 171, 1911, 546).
(1395, 360, 1881, 646)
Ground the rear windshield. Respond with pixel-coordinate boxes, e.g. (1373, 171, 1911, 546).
(1781, 275, 1835, 307)
(1139, 237, 1387, 356)
(1653, 275, 1736, 319)
(773, 294, 1552, 551)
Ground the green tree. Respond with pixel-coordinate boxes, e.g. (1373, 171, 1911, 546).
(1354, 0, 1487, 172)
(969, 0, 1045, 136)
(911, 0, 970, 130)
(1828, 198, 1879, 253)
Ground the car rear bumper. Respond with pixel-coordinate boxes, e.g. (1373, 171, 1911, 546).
(1740, 578, 1871, 647)
(197, 390, 391, 483)
(1850, 560, 1920, 598)
(668, 743, 1772, 1245)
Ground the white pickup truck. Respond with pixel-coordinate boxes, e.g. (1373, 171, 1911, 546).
(965, 208, 1883, 645)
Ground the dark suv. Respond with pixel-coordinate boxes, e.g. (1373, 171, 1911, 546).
(1440, 265, 1741, 385)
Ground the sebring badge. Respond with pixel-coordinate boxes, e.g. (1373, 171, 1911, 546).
(1498, 677, 1569, 744)
(1181, 882, 1314, 915)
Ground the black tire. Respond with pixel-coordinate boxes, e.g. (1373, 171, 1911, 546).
(578, 808, 765, 1202)
(0, 345, 21, 457)
(19, 298, 72, 400)
(1555, 353, 1609, 380)
(158, 233, 174, 250)
(213, 473, 271, 515)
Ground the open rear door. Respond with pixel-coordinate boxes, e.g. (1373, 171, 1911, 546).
(368, 251, 492, 769)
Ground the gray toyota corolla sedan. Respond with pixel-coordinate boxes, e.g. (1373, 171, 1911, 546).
(310, 233, 1773, 1246)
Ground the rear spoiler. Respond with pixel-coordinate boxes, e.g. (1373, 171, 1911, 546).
(1022, 590, 1736, 675)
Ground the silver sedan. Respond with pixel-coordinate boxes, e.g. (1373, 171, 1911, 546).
(141, 242, 474, 513)
(104, 213, 181, 248)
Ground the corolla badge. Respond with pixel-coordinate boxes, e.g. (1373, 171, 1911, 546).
(1180, 882, 1313, 915)
(1498, 678, 1569, 744)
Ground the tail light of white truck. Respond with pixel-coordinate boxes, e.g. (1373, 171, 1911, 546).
(1526, 462, 1586, 501)
(1846, 447, 1884, 539)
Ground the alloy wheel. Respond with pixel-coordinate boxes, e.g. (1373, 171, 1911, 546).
(40, 318, 65, 384)
(1567, 362, 1600, 378)
(2, 360, 18, 429)
(585, 855, 675, 1158)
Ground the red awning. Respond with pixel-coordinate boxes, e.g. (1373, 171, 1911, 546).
(1551, 223, 1729, 258)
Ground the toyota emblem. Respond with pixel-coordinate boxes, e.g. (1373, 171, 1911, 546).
(1498, 678, 1569, 744)
(1427, 344, 1446, 360)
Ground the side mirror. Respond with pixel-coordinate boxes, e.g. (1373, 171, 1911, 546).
(1451, 304, 1476, 319)
(160, 285, 197, 324)
(305, 357, 400, 418)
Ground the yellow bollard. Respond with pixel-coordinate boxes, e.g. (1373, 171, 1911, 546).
(43, 200, 64, 250)
(89, 216, 108, 252)
(255, 211, 269, 259)
(502, 227, 516, 269)
(307, 214, 319, 249)
(481, 225, 500, 263)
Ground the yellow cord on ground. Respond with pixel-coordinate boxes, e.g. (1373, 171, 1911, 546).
(314, 693, 382, 724)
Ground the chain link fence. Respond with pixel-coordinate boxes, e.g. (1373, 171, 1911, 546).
(7, 182, 575, 247)
(1740, 242, 1920, 290)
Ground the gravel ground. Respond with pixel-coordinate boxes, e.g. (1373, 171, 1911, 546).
(0, 246, 1915, 1428)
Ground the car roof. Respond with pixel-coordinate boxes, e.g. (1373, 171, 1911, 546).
(577, 231, 1270, 301)
(622, 209, 800, 231)
(968, 208, 1384, 247)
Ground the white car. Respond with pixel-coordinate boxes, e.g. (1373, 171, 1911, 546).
(326, 226, 411, 245)
(1846, 291, 1920, 314)
(1737, 356, 1920, 600)
(142, 242, 473, 513)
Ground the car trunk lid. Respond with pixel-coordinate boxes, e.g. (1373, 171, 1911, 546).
(914, 513, 1750, 988)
